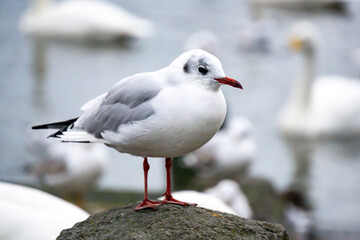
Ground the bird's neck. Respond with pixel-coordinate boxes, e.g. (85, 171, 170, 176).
(190, 78, 221, 91)
(32, 0, 51, 12)
(292, 50, 315, 111)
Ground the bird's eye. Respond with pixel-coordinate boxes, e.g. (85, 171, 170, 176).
(198, 66, 208, 75)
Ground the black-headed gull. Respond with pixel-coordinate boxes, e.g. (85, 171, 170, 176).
(32, 49, 243, 210)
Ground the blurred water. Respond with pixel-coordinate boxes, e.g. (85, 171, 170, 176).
(0, 0, 360, 238)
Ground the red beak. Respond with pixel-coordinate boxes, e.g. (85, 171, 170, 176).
(215, 77, 243, 89)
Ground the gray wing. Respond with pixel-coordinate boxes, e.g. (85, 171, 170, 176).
(78, 73, 163, 138)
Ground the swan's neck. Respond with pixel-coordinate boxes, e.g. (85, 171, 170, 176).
(293, 50, 315, 111)
(32, 0, 51, 12)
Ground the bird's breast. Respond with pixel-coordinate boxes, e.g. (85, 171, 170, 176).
(113, 85, 227, 157)
(155, 84, 226, 128)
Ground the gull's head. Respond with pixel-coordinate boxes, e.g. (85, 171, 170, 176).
(288, 21, 319, 54)
(170, 49, 242, 90)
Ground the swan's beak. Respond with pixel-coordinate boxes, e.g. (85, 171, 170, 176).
(289, 37, 303, 51)
(215, 77, 243, 89)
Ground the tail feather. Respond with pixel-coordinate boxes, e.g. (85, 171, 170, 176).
(59, 131, 104, 143)
(32, 117, 106, 143)
(48, 129, 65, 139)
(32, 118, 78, 130)
(32, 117, 79, 139)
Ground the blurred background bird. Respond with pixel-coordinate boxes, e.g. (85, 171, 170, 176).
(25, 132, 108, 208)
(166, 190, 237, 215)
(162, 179, 252, 218)
(237, 18, 276, 53)
(183, 117, 256, 181)
(183, 30, 220, 56)
(205, 179, 253, 219)
(20, 0, 154, 42)
(278, 21, 360, 139)
(0, 182, 89, 240)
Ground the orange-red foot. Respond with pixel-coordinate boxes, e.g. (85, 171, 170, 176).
(161, 195, 197, 206)
(135, 199, 162, 211)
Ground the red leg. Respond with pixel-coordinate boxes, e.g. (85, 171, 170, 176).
(160, 157, 197, 206)
(135, 157, 161, 211)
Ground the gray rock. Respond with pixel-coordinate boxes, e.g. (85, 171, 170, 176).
(57, 203, 289, 240)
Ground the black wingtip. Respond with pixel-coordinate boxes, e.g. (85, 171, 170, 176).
(31, 117, 79, 130)
(47, 130, 62, 138)
(32, 124, 50, 130)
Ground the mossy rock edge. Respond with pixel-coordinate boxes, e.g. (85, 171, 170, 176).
(57, 202, 289, 240)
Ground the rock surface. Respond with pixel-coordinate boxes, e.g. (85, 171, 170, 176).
(57, 203, 289, 240)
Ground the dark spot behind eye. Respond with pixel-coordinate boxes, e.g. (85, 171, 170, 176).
(183, 63, 189, 73)
(198, 66, 208, 75)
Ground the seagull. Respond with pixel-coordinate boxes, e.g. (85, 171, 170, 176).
(0, 182, 89, 240)
(32, 49, 243, 210)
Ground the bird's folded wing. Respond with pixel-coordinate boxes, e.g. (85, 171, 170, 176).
(76, 73, 164, 139)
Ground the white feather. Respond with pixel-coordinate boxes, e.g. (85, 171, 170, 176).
(59, 131, 108, 143)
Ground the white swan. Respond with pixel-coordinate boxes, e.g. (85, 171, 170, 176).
(26, 134, 108, 203)
(0, 182, 89, 240)
(278, 21, 360, 138)
(20, 0, 154, 41)
(183, 117, 256, 172)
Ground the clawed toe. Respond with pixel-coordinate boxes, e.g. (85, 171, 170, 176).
(136, 157, 197, 211)
(135, 199, 162, 211)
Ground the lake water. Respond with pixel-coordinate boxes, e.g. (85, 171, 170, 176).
(1, 0, 360, 238)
